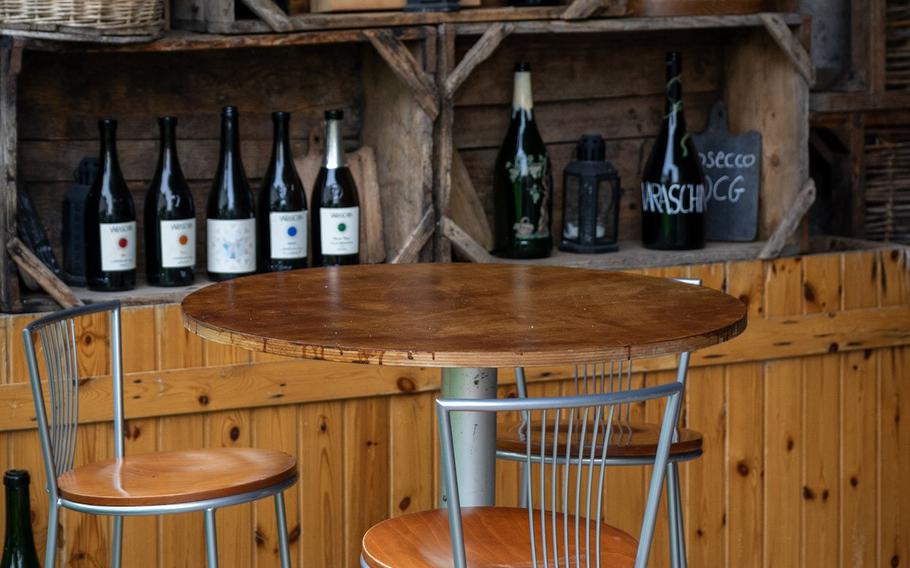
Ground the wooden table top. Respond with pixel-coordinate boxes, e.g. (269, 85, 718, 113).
(181, 263, 747, 368)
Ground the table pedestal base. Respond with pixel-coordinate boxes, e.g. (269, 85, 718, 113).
(440, 367, 498, 508)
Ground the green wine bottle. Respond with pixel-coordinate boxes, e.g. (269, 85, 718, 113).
(493, 62, 553, 259)
(1, 471, 40, 568)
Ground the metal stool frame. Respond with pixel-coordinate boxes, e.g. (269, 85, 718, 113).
(23, 300, 295, 568)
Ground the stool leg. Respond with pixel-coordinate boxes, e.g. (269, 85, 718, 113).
(275, 492, 292, 568)
(111, 515, 123, 568)
(667, 463, 687, 568)
(204, 508, 219, 568)
(45, 502, 59, 568)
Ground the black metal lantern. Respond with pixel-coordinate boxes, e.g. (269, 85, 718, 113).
(559, 134, 621, 253)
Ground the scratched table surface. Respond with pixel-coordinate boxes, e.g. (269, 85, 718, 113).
(181, 263, 747, 368)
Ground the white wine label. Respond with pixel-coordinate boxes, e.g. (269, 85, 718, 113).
(320, 207, 359, 255)
(99, 221, 136, 272)
(640, 182, 706, 215)
(207, 218, 255, 274)
(269, 211, 307, 259)
(160, 219, 196, 268)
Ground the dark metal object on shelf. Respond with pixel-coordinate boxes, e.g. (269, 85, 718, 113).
(560, 134, 621, 254)
(61, 157, 99, 287)
(16, 185, 61, 289)
(405, 0, 460, 12)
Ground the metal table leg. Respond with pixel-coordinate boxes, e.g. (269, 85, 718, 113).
(440, 367, 498, 507)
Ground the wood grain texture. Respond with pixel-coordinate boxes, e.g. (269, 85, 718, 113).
(361, 507, 637, 568)
(182, 264, 746, 367)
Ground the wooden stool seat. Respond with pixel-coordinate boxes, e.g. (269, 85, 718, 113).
(57, 447, 297, 507)
(497, 420, 703, 459)
(361, 507, 638, 568)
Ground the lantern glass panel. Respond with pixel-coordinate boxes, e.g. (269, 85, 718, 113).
(596, 177, 618, 243)
(562, 174, 580, 241)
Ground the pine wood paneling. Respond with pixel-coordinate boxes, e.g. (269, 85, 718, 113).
(0, 249, 908, 568)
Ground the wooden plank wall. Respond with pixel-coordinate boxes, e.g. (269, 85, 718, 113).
(0, 248, 908, 567)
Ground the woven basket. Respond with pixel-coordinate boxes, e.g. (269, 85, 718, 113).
(0, 0, 164, 36)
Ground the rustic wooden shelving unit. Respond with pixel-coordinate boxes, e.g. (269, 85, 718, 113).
(0, 6, 813, 311)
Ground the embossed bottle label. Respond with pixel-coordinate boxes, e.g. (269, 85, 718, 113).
(160, 219, 196, 268)
(270, 211, 307, 259)
(640, 182, 706, 215)
(99, 221, 136, 272)
(207, 218, 255, 274)
(320, 207, 359, 255)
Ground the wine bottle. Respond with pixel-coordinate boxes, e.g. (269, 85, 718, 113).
(206, 106, 256, 281)
(85, 119, 137, 291)
(145, 116, 196, 287)
(493, 62, 553, 259)
(1, 470, 41, 568)
(310, 110, 360, 267)
(258, 111, 307, 272)
(640, 52, 706, 250)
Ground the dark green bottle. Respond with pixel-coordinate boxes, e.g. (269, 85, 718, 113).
(1, 470, 40, 568)
(258, 111, 307, 272)
(640, 52, 706, 250)
(145, 116, 196, 286)
(493, 63, 553, 259)
(310, 110, 360, 267)
(85, 119, 137, 291)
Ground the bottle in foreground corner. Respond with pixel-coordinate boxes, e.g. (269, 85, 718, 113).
(493, 62, 553, 259)
(258, 111, 308, 272)
(145, 116, 196, 287)
(85, 118, 137, 291)
(206, 106, 256, 281)
(310, 109, 360, 267)
(640, 52, 706, 250)
(1, 470, 41, 568)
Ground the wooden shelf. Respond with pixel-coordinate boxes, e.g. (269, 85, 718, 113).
(72, 277, 214, 306)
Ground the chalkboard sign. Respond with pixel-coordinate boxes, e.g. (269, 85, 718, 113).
(692, 101, 761, 241)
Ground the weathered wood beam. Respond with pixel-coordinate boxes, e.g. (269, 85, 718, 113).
(760, 13, 815, 86)
(561, 0, 603, 20)
(239, 0, 294, 32)
(433, 23, 455, 261)
(363, 28, 439, 119)
(390, 207, 435, 264)
(441, 216, 495, 263)
(0, 38, 22, 313)
(758, 178, 816, 260)
(443, 23, 512, 99)
(6, 237, 82, 309)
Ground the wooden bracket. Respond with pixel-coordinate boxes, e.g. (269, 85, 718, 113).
(758, 178, 816, 260)
(7, 238, 82, 308)
(364, 29, 440, 119)
(441, 216, 495, 263)
(760, 13, 816, 86)
(444, 23, 512, 99)
(390, 207, 436, 264)
(239, 0, 293, 32)
(561, 0, 603, 20)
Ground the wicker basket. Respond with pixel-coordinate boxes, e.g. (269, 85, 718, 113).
(0, 0, 164, 39)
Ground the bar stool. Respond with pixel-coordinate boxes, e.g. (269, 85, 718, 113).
(360, 375, 685, 568)
(22, 301, 298, 568)
(497, 279, 704, 568)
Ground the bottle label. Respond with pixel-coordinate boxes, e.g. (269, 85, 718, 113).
(507, 154, 551, 240)
(207, 218, 255, 274)
(270, 211, 307, 259)
(160, 219, 196, 268)
(320, 207, 359, 255)
(641, 182, 706, 215)
(99, 221, 136, 272)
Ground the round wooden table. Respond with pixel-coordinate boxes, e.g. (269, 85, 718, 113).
(182, 263, 746, 506)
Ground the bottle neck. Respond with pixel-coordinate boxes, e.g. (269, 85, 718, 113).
(272, 116, 291, 169)
(158, 120, 179, 173)
(99, 123, 122, 182)
(512, 71, 534, 114)
(3, 484, 34, 550)
(323, 119, 345, 169)
(663, 60, 683, 117)
(219, 115, 242, 173)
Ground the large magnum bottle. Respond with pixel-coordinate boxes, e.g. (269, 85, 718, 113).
(206, 106, 256, 281)
(310, 110, 360, 267)
(145, 117, 195, 286)
(640, 52, 706, 250)
(85, 119, 136, 291)
(493, 62, 553, 259)
(1, 470, 41, 568)
(258, 111, 307, 272)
